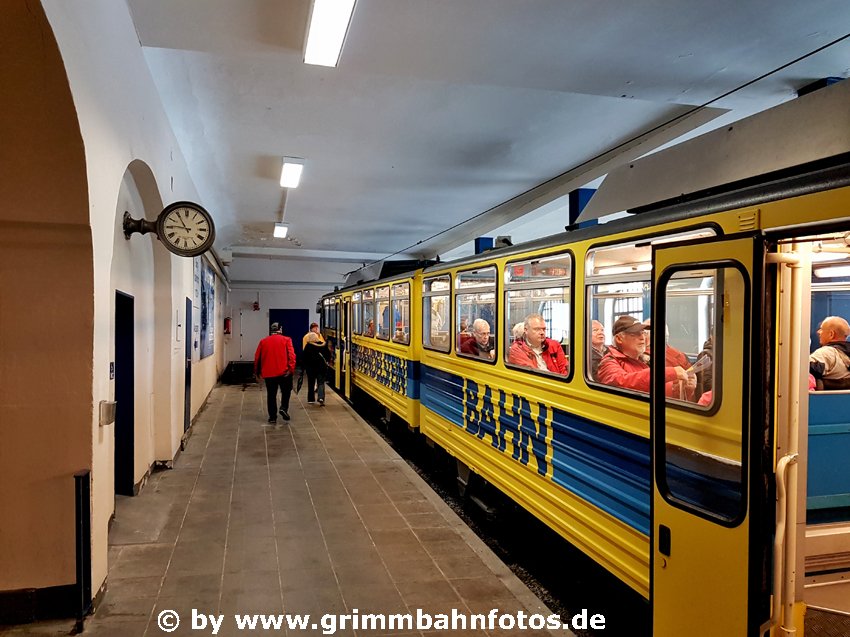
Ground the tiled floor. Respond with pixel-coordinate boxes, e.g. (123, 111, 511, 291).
(1, 384, 568, 636)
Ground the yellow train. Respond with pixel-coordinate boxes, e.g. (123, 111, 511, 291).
(320, 81, 850, 635)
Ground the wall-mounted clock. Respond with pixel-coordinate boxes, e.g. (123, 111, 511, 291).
(123, 201, 216, 258)
(155, 201, 215, 257)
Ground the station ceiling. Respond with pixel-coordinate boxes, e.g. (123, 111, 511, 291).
(127, 0, 850, 284)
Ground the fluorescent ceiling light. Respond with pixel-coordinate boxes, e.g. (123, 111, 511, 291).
(596, 263, 652, 276)
(280, 157, 304, 188)
(304, 0, 357, 67)
(274, 222, 289, 238)
(814, 265, 850, 278)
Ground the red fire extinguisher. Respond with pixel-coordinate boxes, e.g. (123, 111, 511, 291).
(224, 317, 232, 334)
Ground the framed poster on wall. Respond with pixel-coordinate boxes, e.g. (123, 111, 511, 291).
(200, 258, 215, 359)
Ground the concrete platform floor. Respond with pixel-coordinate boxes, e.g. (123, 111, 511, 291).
(0, 384, 570, 637)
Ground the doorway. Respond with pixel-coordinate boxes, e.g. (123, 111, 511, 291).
(114, 291, 135, 496)
(269, 308, 310, 361)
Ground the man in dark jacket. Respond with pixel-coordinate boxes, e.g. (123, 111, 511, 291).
(254, 322, 297, 423)
(303, 331, 331, 405)
(460, 319, 495, 359)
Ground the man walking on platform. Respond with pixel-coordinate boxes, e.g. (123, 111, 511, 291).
(254, 322, 296, 423)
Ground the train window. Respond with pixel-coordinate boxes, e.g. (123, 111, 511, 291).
(362, 289, 375, 337)
(391, 282, 410, 345)
(504, 253, 572, 377)
(585, 229, 715, 279)
(329, 298, 338, 331)
(352, 292, 362, 335)
(585, 229, 715, 393)
(660, 267, 740, 522)
(455, 266, 497, 361)
(376, 286, 390, 340)
(423, 276, 450, 352)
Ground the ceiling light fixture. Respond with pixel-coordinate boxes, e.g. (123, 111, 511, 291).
(274, 222, 289, 238)
(814, 264, 850, 278)
(280, 157, 304, 188)
(304, 0, 357, 67)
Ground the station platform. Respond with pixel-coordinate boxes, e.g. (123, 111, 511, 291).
(1, 384, 567, 637)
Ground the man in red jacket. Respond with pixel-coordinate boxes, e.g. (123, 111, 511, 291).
(508, 313, 568, 375)
(597, 315, 694, 397)
(254, 322, 297, 423)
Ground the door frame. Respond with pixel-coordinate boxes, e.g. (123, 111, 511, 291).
(650, 233, 770, 636)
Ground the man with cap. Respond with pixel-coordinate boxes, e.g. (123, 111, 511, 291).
(597, 315, 694, 397)
(254, 322, 297, 423)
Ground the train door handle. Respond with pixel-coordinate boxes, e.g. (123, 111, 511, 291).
(659, 524, 671, 556)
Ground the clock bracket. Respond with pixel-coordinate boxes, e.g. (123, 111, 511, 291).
(123, 211, 157, 240)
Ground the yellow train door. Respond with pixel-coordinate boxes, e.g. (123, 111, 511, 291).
(651, 235, 770, 635)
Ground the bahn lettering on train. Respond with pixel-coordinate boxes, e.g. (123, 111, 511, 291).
(462, 378, 549, 476)
(353, 344, 407, 394)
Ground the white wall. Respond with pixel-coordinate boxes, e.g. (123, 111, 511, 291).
(42, 0, 223, 596)
(226, 287, 328, 362)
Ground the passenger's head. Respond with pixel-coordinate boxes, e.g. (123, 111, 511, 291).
(460, 317, 469, 332)
(612, 315, 649, 359)
(472, 319, 491, 346)
(512, 322, 525, 341)
(817, 316, 850, 345)
(641, 318, 669, 348)
(591, 320, 605, 348)
(523, 314, 547, 349)
(310, 322, 320, 333)
(306, 332, 320, 344)
(270, 322, 282, 334)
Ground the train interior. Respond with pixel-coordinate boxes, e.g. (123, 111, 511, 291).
(793, 231, 850, 616)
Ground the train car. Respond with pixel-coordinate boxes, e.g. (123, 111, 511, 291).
(320, 81, 850, 636)
(327, 272, 423, 428)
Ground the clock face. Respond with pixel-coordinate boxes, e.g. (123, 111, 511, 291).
(155, 201, 216, 257)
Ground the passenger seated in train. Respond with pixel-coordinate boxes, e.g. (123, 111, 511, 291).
(392, 321, 407, 343)
(809, 316, 850, 390)
(642, 318, 689, 369)
(508, 313, 568, 375)
(589, 320, 609, 379)
(511, 322, 525, 343)
(596, 315, 694, 397)
(459, 318, 495, 359)
(694, 336, 713, 398)
(364, 319, 375, 337)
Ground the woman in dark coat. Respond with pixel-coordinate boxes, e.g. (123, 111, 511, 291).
(303, 332, 331, 404)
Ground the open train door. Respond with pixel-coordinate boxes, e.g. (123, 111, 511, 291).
(342, 298, 351, 399)
(650, 234, 770, 636)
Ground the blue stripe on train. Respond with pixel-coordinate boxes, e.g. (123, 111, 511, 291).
(549, 408, 649, 535)
(420, 365, 650, 535)
(406, 359, 420, 399)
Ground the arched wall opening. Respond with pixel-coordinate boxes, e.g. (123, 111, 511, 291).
(0, 0, 94, 612)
